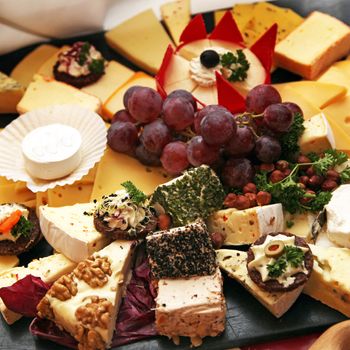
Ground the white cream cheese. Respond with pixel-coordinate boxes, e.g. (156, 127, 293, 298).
(22, 123, 82, 180)
(0, 204, 28, 241)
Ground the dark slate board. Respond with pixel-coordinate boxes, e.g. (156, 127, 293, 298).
(0, 0, 349, 349)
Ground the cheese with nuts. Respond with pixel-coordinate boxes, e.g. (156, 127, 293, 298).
(207, 203, 284, 245)
(0, 253, 76, 325)
(303, 244, 350, 317)
(39, 203, 111, 262)
(37, 240, 135, 350)
(217, 249, 303, 318)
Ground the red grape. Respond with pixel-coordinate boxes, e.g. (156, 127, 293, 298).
(127, 87, 163, 123)
(225, 125, 255, 157)
(107, 121, 138, 154)
(135, 144, 161, 166)
(200, 110, 237, 146)
(123, 86, 141, 109)
(194, 105, 228, 134)
(167, 89, 197, 111)
(160, 141, 189, 175)
(263, 103, 293, 133)
(140, 119, 172, 155)
(162, 97, 194, 131)
(246, 84, 282, 114)
(255, 135, 281, 163)
(187, 136, 220, 166)
(111, 109, 136, 124)
(283, 102, 303, 116)
(221, 158, 255, 188)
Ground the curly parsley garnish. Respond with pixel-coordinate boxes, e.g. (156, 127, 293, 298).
(267, 245, 305, 278)
(220, 50, 250, 82)
(121, 181, 147, 205)
(89, 59, 105, 74)
(11, 216, 33, 238)
(78, 42, 91, 65)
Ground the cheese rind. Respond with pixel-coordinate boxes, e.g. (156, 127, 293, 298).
(275, 11, 350, 79)
(217, 249, 303, 318)
(207, 203, 284, 245)
(39, 203, 111, 262)
(0, 72, 24, 114)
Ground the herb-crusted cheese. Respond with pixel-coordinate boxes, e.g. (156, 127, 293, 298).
(151, 165, 225, 226)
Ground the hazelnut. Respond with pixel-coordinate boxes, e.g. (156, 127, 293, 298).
(245, 192, 257, 207)
(299, 175, 309, 185)
(269, 170, 285, 183)
(235, 195, 251, 210)
(223, 193, 237, 208)
(308, 175, 324, 189)
(256, 191, 272, 206)
(299, 189, 315, 204)
(297, 182, 306, 190)
(275, 160, 289, 171)
(306, 166, 316, 177)
(297, 155, 311, 164)
(283, 168, 292, 177)
(243, 182, 257, 194)
(321, 179, 338, 192)
(210, 232, 226, 249)
(260, 163, 275, 173)
(326, 169, 340, 182)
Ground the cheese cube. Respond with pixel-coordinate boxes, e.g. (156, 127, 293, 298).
(275, 12, 350, 79)
(207, 203, 284, 245)
(217, 249, 303, 318)
(39, 203, 111, 262)
(17, 75, 101, 114)
(304, 244, 350, 317)
(0, 72, 24, 113)
(284, 211, 316, 242)
(299, 113, 335, 154)
(105, 9, 173, 74)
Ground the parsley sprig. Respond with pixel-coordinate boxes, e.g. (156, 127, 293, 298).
(89, 59, 105, 74)
(220, 50, 250, 82)
(11, 216, 33, 238)
(267, 245, 305, 278)
(121, 181, 147, 205)
(78, 42, 91, 65)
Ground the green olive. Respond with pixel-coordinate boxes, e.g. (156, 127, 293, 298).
(264, 240, 285, 258)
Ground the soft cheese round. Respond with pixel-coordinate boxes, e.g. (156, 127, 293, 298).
(22, 123, 82, 180)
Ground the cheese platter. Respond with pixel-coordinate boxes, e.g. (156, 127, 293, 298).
(0, 0, 350, 349)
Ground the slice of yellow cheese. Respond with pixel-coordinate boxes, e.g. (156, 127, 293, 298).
(0, 183, 35, 204)
(82, 61, 134, 103)
(36, 45, 70, 78)
(90, 147, 170, 200)
(17, 75, 101, 114)
(0, 256, 19, 274)
(105, 9, 173, 74)
(0, 72, 24, 114)
(317, 66, 350, 93)
(10, 44, 58, 87)
(332, 60, 350, 77)
(160, 0, 190, 46)
(47, 183, 93, 207)
(274, 81, 347, 108)
(102, 72, 155, 120)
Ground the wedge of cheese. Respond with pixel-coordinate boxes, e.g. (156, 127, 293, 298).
(39, 203, 111, 262)
(299, 113, 335, 154)
(275, 11, 350, 79)
(0, 183, 35, 205)
(192, 85, 218, 106)
(36, 45, 70, 78)
(177, 39, 212, 61)
(0, 253, 76, 324)
(10, 44, 58, 87)
(47, 183, 93, 207)
(0, 72, 25, 113)
(37, 240, 135, 350)
(160, 0, 190, 46)
(102, 72, 155, 120)
(0, 256, 19, 273)
(82, 60, 134, 103)
(207, 204, 284, 246)
(90, 147, 169, 200)
(105, 9, 173, 74)
(317, 66, 350, 93)
(284, 211, 316, 242)
(304, 244, 350, 317)
(217, 249, 303, 318)
(17, 75, 101, 114)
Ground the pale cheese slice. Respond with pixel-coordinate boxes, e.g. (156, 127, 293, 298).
(105, 9, 173, 74)
(317, 66, 350, 93)
(36, 45, 70, 78)
(178, 39, 212, 61)
(0, 256, 19, 274)
(217, 249, 303, 318)
(284, 211, 316, 242)
(10, 44, 58, 87)
(192, 85, 218, 106)
(0, 183, 35, 205)
(0, 72, 25, 113)
(163, 54, 194, 89)
(17, 75, 101, 114)
(39, 203, 111, 262)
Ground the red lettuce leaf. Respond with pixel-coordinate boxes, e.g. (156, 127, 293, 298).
(0, 275, 50, 317)
(30, 258, 157, 348)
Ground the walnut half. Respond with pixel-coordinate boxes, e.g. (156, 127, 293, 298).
(49, 274, 78, 301)
(75, 325, 105, 350)
(37, 296, 54, 320)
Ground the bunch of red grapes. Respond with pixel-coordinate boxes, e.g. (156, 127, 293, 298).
(107, 84, 303, 189)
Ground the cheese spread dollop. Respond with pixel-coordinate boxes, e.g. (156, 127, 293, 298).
(0, 204, 29, 241)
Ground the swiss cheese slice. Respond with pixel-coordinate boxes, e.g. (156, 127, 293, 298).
(0, 72, 24, 113)
(317, 66, 350, 93)
(160, 0, 190, 45)
(10, 44, 58, 87)
(90, 147, 169, 201)
(105, 9, 173, 74)
(82, 60, 134, 103)
(102, 71, 155, 120)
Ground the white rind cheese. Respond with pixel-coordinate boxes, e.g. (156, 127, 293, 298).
(39, 203, 111, 262)
(284, 211, 316, 242)
(217, 249, 303, 318)
(207, 203, 284, 245)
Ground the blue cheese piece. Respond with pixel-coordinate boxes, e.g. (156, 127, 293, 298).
(39, 203, 111, 262)
(37, 240, 136, 350)
(217, 249, 303, 318)
(207, 203, 284, 245)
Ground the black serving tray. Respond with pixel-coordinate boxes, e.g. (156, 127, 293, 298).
(0, 0, 348, 349)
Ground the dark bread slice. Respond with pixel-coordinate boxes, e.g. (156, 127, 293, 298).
(247, 232, 313, 292)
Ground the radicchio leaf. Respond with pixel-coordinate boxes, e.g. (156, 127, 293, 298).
(0, 275, 49, 317)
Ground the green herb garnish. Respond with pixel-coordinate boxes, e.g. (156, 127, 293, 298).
(78, 42, 91, 65)
(11, 216, 33, 238)
(89, 59, 105, 74)
(340, 166, 350, 183)
(121, 181, 147, 205)
(286, 220, 294, 228)
(267, 245, 305, 278)
(220, 50, 250, 82)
